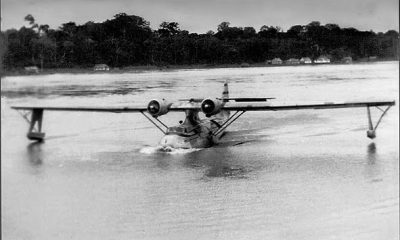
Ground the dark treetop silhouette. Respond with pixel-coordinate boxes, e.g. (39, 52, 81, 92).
(1, 13, 399, 70)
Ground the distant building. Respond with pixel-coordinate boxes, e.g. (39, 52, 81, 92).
(300, 57, 312, 64)
(342, 56, 352, 64)
(94, 64, 110, 71)
(285, 58, 300, 65)
(240, 62, 250, 68)
(24, 66, 39, 73)
(368, 56, 378, 61)
(271, 58, 283, 65)
(314, 56, 331, 64)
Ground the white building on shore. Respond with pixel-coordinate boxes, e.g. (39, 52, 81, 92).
(94, 64, 110, 71)
(24, 66, 39, 73)
(271, 58, 283, 65)
(300, 57, 312, 64)
(314, 56, 331, 64)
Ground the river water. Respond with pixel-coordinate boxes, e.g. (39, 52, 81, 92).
(1, 62, 399, 240)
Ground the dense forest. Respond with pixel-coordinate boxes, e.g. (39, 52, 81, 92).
(1, 13, 399, 70)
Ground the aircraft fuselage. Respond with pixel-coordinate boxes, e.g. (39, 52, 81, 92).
(159, 109, 225, 148)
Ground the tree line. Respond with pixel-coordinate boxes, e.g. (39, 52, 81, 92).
(1, 13, 399, 70)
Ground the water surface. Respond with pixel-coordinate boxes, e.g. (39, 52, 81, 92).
(2, 62, 399, 240)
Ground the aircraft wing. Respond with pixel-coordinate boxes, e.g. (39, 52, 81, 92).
(11, 100, 395, 113)
(11, 105, 148, 113)
(222, 100, 395, 111)
(11, 100, 395, 142)
(10, 102, 200, 113)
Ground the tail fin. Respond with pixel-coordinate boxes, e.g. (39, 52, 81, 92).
(219, 80, 230, 119)
(222, 80, 229, 101)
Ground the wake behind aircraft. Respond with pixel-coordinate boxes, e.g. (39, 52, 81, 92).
(12, 81, 394, 149)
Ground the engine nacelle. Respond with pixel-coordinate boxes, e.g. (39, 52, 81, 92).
(201, 98, 223, 117)
(147, 99, 171, 117)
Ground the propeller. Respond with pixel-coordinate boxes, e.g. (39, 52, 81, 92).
(201, 99, 215, 115)
(147, 99, 171, 117)
(147, 100, 160, 115)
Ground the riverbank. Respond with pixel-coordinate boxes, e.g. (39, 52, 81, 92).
(1, 58, 397, 77)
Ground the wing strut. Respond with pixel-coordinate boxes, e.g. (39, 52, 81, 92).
(366, 105, 392, 139)
(139, 111, 168, 134)
(213, 111, 246, 137)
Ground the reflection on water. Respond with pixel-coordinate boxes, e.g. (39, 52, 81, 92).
(367, 142, 377, 165)
(204, 164, 249, 179)
(27, 142, 43, 166)
(185, 149, 251, 179)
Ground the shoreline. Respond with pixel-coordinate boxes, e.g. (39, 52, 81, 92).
(2, 59, 397, 77)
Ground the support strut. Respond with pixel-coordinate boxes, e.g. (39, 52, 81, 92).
(213, 111, 246, 137)
(366, 105, 392, 139)
(140, 111, 168, 134)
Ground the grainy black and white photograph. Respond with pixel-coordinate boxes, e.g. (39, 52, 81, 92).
(1, 0, 399, 239)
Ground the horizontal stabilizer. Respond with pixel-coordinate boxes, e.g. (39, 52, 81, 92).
(179, 97, 275, 102)
(178, 98, 204, 102)
(219, 97, 275, 102)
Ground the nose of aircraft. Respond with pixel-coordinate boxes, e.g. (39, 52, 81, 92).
(160, 135, 191, 149)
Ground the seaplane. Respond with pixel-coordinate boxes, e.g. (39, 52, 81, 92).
(11, 81, 394, 149)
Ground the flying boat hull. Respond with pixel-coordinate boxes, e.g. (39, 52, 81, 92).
(159, 133, 213, 149)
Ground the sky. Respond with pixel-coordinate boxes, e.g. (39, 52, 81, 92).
(1, 0, 399, 33)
